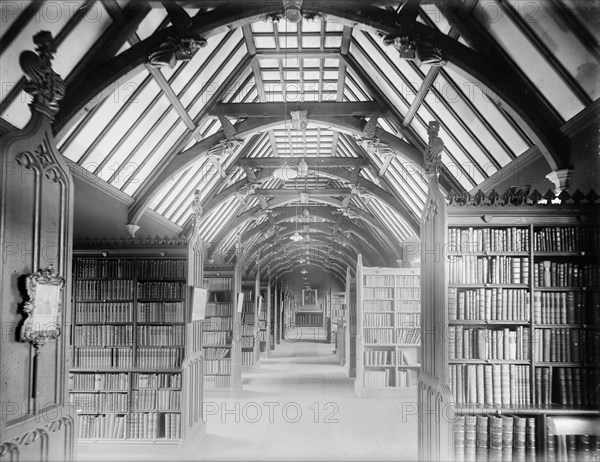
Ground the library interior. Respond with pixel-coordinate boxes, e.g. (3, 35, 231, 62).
(1, 0, 599, 461)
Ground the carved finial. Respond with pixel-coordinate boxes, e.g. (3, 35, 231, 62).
(191, 189, 202, 227)
(424, 121, 443, 174)
(19, 31, 65, 119)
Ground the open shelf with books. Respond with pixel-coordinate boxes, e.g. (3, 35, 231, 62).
(240, 279, 260, 372)
(258, 285, 267, 353)
(354, 256, 421, 398)
(345, 266, 357, 378)
(418, 168, 600, 461)
(202, 264, 242, 397)
(331, 291, 347, 364)
(70, 236, 205, 458)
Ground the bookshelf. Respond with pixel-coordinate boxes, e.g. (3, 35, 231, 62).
(418, 173, 600, 461)
(354, 257, 421, 398)
(240, 279, 260, 372)
(202, 264, 242, 397)
(345, 266, 357, 378)
(331, 291, 346, 356)
(70, 236, 205, 458)
(258, 285, 267, 352)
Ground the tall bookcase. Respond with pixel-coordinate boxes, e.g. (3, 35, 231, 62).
(345, 266, 358, 378)
(258, 285, 267, 352)
(354, 257, 421, 398)
(240, 279, 260, 372)
(202, 264, 242, 397)
(331, 291, 347, 364)
(70, 236, 205, 458)
(419, 179, 600, 461)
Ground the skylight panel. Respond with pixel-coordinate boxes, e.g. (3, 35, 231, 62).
(473, 0, 583, 121)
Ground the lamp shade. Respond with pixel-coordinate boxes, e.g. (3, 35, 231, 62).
(273, 163, 298, 181)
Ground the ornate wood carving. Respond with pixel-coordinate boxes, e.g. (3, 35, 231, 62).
(447, 188, 600, 207)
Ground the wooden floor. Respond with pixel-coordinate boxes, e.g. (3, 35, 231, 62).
(76, 326, 419, 461)
(195, 326, 419, 461)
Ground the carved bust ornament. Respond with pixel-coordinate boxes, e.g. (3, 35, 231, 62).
(424, 121, 443, 174)
(19, 30, 65, 119)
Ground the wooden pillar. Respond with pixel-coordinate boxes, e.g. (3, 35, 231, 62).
(267, 277, 273, 356)
(275, 280, 280, 345)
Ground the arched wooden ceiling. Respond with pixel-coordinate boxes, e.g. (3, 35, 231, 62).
(1, 0, 597, 281)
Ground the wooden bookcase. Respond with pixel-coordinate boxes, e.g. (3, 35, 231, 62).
(70, 236, 205, 458)
(258, 285, 267, 352)
(354, 257, 421, 398)
(418, 178, 600, 461)
(240, 279, 260, 372)
(345, 266, 358, 378)
(331, 291, 347, 364)
(202, 264, 242, 397)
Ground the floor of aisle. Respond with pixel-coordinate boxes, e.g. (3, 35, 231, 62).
(194, 327, 419, 461)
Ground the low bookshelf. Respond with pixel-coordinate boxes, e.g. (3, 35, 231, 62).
(345, 266, 357, 378)
(69, 237, 204, 458)
(202, 264, 242, 397)
(354, 256, 421, 398)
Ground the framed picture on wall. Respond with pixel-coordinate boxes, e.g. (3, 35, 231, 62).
(302, 288, 317, 306)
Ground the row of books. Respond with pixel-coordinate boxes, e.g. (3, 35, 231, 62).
(137, 302, 184, 323)
(363, 370, 391, 388)
(129, 412, 158, 439)
(241, 336, 254, 348)
(203, 277, 233, 291)
(397, 288, 420, 300)
(137, 282, 185, 300)
(533, 328, 584, 363)
(397, 313, 420, 327)
(75, 280, 135, 301)
(204, 347, 230, 360)
(242, 351, 256, 366)
(73, 348, 134, 369)
(397, 368, 418, 388)
(202, 331, 231, 345)
(204, 359, 231, 374)
(73, 325, 133, 346)
(364, 300, 393, 312)
(205, 302, 233, 317)
(240, 324, 256, 336)
(204, 316, 233, 331)
(396, 327, 421, 344)
(448, 288, 530, 322)
(164, 413, 182, 439)
(533, 291, 586, 324)
(75, 302, 133, 323)
(363, 313, 393, 327)
(534, 261, 599, 287)
(454, 415, 536, 462)
(448, 326, 530, 361)
(138, 259, 185, 279)
(363, 287, 394, 299)
(397, 300, 420, 313)
(448, 227, 530, 253)
(296, 312, 323, 326)
(204, 375, 231, 389)
(363, 328, 394, 344)
(534, 226, 600, 253)
(78, 414, 127, 439)
(133, 373, 181, 388)
(131, 389, 181, 410)
(137, 325, 184, 346)
(397, 275, 420, 286)
(364, 349, 396, 366)
(363, 275, 395, 287)
(75, 259, 135, 279)
(547, 434, 600, 462)
(536, 367, 600, 406)
(450, 364, 531, 406)
(71, 392, 128, 413)
(69, 373, 129, 391)
(448, 256, 530, 285)
(137, 348, 183, 369)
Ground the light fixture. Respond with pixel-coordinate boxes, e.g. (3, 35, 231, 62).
(283, 0, 303, 23)
(300, 269, 308, 275)
(273, 162, 298, 181)
(290, 232, 303, 242)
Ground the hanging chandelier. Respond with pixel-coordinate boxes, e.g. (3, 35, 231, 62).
(273, 161, 298, 181)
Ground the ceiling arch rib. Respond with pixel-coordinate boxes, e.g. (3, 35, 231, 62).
(237, 222, 381, 267)
(129, 113, 423, 229)
(53, 1, 569, 180)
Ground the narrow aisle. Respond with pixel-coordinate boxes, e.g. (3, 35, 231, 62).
(195, 327, 419, 461)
